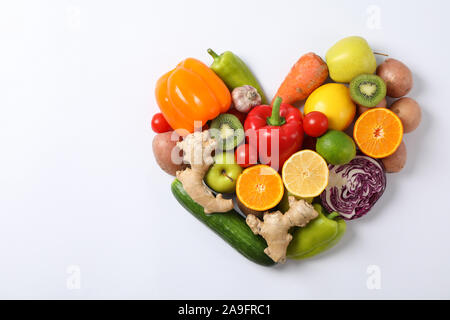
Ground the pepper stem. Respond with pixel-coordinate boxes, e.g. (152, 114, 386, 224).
(327, 212, 341, 220)
(207, 48, 219, 60)
(266, 97, 286, 126)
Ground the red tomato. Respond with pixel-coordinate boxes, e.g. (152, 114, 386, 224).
(303, 111, 328, 137)
(151, 113, 172, 133)
(235, 144, 258, 168)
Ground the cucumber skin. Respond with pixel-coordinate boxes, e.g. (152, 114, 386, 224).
(171, 179, 275, 267)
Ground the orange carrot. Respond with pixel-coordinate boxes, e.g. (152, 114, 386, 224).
(273, 53, 328, 105)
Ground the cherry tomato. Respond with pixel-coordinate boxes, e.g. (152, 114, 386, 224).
(303, 111, 328, 137)
(235, 144, 258, 168)
(151, 113, 172, 133)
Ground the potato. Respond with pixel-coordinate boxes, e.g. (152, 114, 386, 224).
(382, 141, 407, 173)
(390, 97, 421, 133)
(376, 58, 413, 98)
(357, 97, 387, 115)
(152, 131, 186, 176)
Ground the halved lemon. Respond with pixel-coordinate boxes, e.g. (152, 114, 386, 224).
(282, 150, 329, 198)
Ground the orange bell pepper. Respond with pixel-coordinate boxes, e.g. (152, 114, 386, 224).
(155, 58, 231, 133)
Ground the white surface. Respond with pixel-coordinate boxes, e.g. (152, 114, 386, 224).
(0, 0, 449, 299)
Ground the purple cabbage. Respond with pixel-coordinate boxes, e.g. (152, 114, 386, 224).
(320, 155, 386, 220)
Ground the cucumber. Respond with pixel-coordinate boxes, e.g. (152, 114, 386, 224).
(171, 179, 275, 266)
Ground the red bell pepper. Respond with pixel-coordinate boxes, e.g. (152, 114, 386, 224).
(244, 97, 303, 170)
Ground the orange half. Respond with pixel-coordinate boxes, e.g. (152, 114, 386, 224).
(353, 108, 403, 158)
(236, 165, 284, 211)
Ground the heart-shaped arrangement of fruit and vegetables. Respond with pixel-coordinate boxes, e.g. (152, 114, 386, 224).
(151, 36, 421, 266)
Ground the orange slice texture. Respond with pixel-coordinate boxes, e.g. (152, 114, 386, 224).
(353, 108, 403, 158)
(236, 165, 284, 211)
(282, 150, 329, 198)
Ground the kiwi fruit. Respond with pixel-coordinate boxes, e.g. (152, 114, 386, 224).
(210, 114, 244, 150)
(349, 74, 387, 108)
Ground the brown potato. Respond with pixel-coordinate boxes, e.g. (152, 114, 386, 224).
(390, 97, 421, 133)
(152, 131, 186, 176)
(382, 141, 407, 173)
(376, 59, 413, 98)
(357, 97, 387, 115)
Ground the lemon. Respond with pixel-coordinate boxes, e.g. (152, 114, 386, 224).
(282, 150, 329, 198)
(304, 83, 356, 131)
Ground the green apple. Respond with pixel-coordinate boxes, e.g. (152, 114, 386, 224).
(326, 36, 377, 83)
(205, 152, 243, 194)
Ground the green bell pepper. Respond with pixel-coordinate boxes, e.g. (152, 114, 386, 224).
(207, 48, 267, 104)
(287, 203, 346, 260)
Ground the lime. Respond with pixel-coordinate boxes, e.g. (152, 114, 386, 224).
(316, 130, 356, 165)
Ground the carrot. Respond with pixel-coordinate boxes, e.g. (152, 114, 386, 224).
(273, 52, 328, 105)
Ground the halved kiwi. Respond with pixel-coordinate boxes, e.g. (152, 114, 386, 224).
(350, 74, 387, 108)
(210, 114, 244, 150)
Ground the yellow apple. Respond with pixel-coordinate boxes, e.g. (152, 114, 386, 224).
(326, 36, 377, 83)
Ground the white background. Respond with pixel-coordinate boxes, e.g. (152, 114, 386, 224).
(1, 0, 449, 299)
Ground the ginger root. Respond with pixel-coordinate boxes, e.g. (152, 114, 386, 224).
(176, 131, 233, 214)
(246, 196, 318, 263)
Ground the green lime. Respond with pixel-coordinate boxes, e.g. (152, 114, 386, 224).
(316, 130, 356, 165)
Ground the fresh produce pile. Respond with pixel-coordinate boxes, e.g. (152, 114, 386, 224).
(151, 36, 421, 266)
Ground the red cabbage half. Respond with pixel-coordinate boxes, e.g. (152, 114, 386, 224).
(320, 155, 386, 220)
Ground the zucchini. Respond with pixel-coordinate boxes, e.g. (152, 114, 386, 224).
(171, 179, 275, 266)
